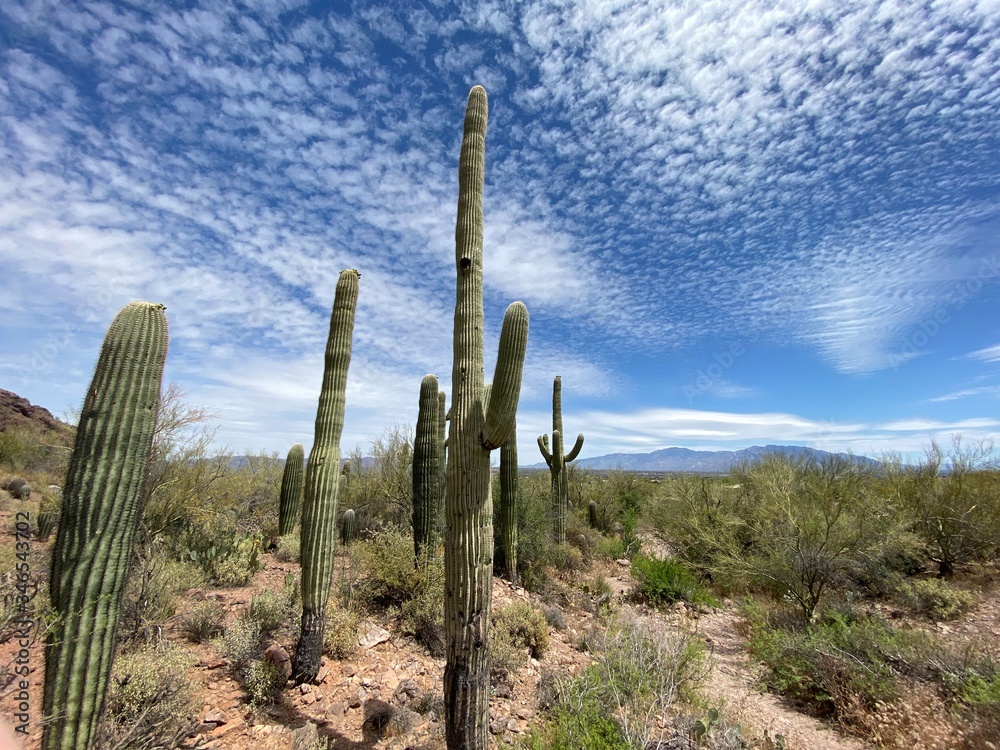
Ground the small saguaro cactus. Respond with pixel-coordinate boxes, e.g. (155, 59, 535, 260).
(292, 269, 359, 685)
(413, 374, 441, 560)
(444, 85, 529, 750)
(497, 421, 518, 583)
(43, 301, 168, 750)
(278, 443, 305, 536)
(341, 507, 356, 546)
(437, 390, 447, 532)
(537, 376, 585, 545)
(589, 499, 599, 529)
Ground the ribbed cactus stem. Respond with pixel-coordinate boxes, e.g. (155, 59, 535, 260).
(537, 376, 584, 545)
(498, 421, 518, 583)
(413, 374, 440, 560)
(43, 301, 168, 750)
(278, 444, 305, 536)
(589, 499, 598, 529)
(444, 85, 528, 750)
(292, 269, 359, 685)
(341, 508, 355, 547)
(437, 390, 447, 533)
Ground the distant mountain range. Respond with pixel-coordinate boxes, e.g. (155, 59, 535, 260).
(529, 444, 880, 473)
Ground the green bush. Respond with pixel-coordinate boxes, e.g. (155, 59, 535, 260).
(218, 617, 262, 673)
(352, 528, 444, 654)
(100, 642, 198, 749)
(324, 606, 360, 659)
(743, 600, 930, 724)
(244, 659, 286, 706)
(491, 601, 550, 680)
(524, 667, 631, 750)
(118, 546, 204, 643)
(631, 554, 718, 608)
(243, 590, 290, 636)
(179, 600, 225, 643)
(274, 533, 300, 562)
(896, 577, 978, 620)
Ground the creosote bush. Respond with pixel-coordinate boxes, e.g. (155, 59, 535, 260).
(324, 606, 360, 659)
(490, 600, 549, 681)
(631, 554, 719, 609)
(179, 600, 225, 643)
(896, 577, 979, 620)
(99, 642, 198, 749)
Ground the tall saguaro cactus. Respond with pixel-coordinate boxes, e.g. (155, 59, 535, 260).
(292, 269, 359, 685)
(278, 443, 305, 536)
(537, 376, 584, 545)
(413, 374, 440, 559)
(43, 302, 168, 750)
(445, 85, 529, 750)
(497, 421, 518, 583)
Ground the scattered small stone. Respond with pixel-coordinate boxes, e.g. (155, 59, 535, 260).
(291, 721, 319, 750)
(202, 709, 227, 725)
(359, 621, 391, 648)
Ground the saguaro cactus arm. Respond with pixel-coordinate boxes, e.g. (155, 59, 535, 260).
(537, 434, 553, 467)
(565, 433, 585, 463)
(44, 301, 168, 750)
(482, 302, 529, 451)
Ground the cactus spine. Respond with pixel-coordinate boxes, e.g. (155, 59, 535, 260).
(413, 374, 440, 559)
(537, 376, 584, 545)
(444, 85, 528, 750)
(278, 443, 305, 536)
(43, 301, 168, 750)
(292, 269, 359, 685)
(497, 421, 518, 583)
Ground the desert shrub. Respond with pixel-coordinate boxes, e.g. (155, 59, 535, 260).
(527, 614, 707, 749)
(341, 427, 414, 533)
(0, 423, 73, 477)
(179, 600, 225, 643)
(352, 528, 444, 654)
(119, 546, 198, 643)
(896, 577, 979, 620)
(99, 642, 198, 749)
(631, 554, 719, 609)
(274, 533, 300, 562)
(883, 439, 1000, 576)
(491, 601, 550, 680)
(242, 590, 291, 636)
(744, 599, 931, 728)
(525, 667, 631, 750)
(244, 658, 286, 706)
(218, 617, 262, 672)
(324, 606, 360, 659)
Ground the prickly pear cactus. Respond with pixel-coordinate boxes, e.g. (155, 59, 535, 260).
(43, 301, 168, 750)
(444, 85, 529, 750)
(292, 269, 359, 685)
(278, 443, 305, 536)
(537, 376, 584, 544)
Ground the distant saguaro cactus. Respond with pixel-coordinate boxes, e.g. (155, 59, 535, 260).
(589, 499, 598, 529)
(278, 443, 305, 536)
(292, 269, 359, 685)
(341, 507, 355, 546)
(497, 421, 518, 583)
(43, 301, 168, 750)
(413, 374, 440, 560)
(444, 85, 529, 750)
(537, 376, 584, 545)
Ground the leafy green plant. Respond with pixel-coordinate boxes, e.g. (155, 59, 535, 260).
(490, 601, 549, 680)
(244, 659, 286, 706)
(218, 617, 262, 673)
(274, 533, 300, 562)
(323, 606, 360, 659)
(896, 577, 978, 620)
(631, 554, 719, 608)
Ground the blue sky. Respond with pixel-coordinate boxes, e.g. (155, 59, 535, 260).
(2, 0, 999, 463)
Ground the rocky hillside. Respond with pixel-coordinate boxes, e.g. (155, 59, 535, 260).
(0, 388, 73, 435)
